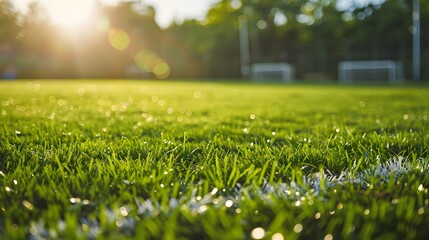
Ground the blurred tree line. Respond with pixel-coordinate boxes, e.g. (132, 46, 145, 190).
(0, 0, 428, 80)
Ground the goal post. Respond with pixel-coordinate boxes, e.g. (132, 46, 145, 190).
(338, 60, 404, 84)
(251, 63, 294, 82)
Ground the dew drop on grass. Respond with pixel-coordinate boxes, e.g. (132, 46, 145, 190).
(22, 200, 34, 211)
(293, 223, 303, 233)
(0, 171, 4, 177)
(29, 224, 38, 235)
(116, 220, 123, 227)
(119, 207, 128, 217)
(70, 198, 81, 204)
(211, 188, 219, 195)
(324, 234, 334, 240)
(82, 224, 89, 232)
(250, 114, 256, 120)
(315, 212, 321, 219)
(158, 100, 165, 106)
(5, 187, 11, 192)
(364, 209, 370, 215)
(193, 91, 202, 99)
(77, 88, 86, 96)
(251, 227, 265, 239)
(225, 200, 233, 208)
(198, 205, 208, 213)
(57, 99, 67, 106)
(15, 130, 21, 135)
(272, 233, 284, 240)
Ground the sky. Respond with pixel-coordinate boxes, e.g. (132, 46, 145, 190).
(12, 0, 220, 28)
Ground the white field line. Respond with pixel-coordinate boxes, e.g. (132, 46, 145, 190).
(28, 157, 428, 239)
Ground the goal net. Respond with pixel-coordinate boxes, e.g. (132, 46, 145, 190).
(251, 63, 294, 82)
(338, 60, 404, 83)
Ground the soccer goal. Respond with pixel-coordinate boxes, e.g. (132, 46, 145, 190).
(338, 60, 404, 83)
(251, 63, 294, 82)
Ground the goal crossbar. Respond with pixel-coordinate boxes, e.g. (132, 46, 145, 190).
(251, 63, 294, 82)
(338, 60, 403, 83)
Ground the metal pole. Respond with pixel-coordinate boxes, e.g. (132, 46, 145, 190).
(412, 0, 420, 81)
(239, 15, 250, 79)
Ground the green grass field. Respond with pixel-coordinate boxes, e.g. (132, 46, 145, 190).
(1, 80, 429, 239)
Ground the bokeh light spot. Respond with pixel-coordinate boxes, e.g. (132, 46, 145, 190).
(135, 49, 159, 72)
(251, 227, 265, 239)
(293, 223, 303, 233)
(272, 233, 284, 240)
(97, 17, 111, 32)
(324, 234, 333, 240)
(109, 28, 130, 51)
(153, 59, 171, 79)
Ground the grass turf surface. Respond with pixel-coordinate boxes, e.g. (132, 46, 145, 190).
(0, 80, 429, 239)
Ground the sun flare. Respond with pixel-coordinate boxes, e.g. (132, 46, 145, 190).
(43, 0, 95, 28)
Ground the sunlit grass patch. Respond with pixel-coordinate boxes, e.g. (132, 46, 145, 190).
(0, 80, 429, 239)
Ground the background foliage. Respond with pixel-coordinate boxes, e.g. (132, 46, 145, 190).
(0, 0, 428, 80)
